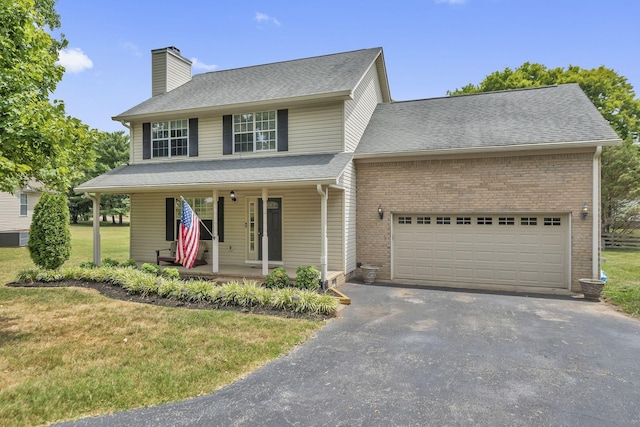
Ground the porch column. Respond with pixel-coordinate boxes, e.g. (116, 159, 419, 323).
(262, 187, 269, 276)
(86, 192, 101, 266)
(211, 189, 219, 273)
(317, 185, 328, 287)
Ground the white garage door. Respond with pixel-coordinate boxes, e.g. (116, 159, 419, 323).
(393, 214, 569, 289)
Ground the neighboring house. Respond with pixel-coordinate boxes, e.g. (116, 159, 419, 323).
(76, 46, 621, 293)
(0, 183, 42, 247)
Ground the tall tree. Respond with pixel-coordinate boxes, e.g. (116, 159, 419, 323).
(0, 0, 96, 194)
(28, 192, 71, 269)
(450, 63, 640, 232)
(70, 131, 130, 223)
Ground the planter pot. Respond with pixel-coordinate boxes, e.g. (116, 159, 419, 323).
(579, 278, 605, 301)
(361, 265, 379, 284)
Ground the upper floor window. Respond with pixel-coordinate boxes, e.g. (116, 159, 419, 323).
(234, 111, 277, 153)
(152, 120, 188, 158)
(19, 193, 27, 216)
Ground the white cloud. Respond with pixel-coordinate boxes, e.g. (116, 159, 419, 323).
(191, 57, 218, 71)
(255, 12, 281, 27)
(57, 48, 93, 73)
(434, 0, 466, 4)
(122, 41, 142, 57)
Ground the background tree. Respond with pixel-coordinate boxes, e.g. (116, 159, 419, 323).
(0, 0, 97, 194)
(69, 131, 130, 224)
(28, 192, 72, 270)
(450, 63, 640, 233)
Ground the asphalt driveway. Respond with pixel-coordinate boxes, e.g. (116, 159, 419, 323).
(57, 283, 640, 426)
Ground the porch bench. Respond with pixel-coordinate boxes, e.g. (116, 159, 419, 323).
(156, 241, 208, 266)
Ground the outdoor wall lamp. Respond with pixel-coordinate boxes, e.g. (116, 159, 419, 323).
(230, 190, 237, 202)
(378, 204, 384, 220)
(581, 203, 589, 220)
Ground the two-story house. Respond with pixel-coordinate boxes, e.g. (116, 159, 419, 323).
(77, 46, 621, 294)
(0, 183, 42, 247)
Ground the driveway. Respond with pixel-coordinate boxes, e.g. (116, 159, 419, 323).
(58, 283, 640, 426)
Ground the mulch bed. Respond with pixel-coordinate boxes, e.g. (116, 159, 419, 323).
(7, 280, 334, 321)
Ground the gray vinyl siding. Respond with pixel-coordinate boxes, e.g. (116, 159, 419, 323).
(344, 63, 384, 152)
(130, 103, 344, 163)
(166, 55, 191, 92)
(151, 53, 167, 96)
(288, 103, 344, 154)
(129, 188, 345, 271)
(0, 191, 40, 232)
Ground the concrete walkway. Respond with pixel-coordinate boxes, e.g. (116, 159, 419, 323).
(57, 283, 640, 426)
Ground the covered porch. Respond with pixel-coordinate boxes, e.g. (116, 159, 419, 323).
(75, 153, 355, 287)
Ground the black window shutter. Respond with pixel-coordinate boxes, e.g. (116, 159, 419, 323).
(218, 197, 224, 242)
(165, 198, 174, 241)
(189, 118, 198, 157)
(143, 123, 151, 159)
(277, 109, 288, 152)
(222, 115, 232, 155)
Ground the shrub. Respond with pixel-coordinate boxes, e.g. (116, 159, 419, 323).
(141, 263, 160, 276)
(264, 267, 290, 289)
(102, 258, 120, 267)
(79, 261, 97, 269)
(161, 267, 180, 280)
(120, 259, 137, 268)
(294, 265, 320, 290)
(28, 192, 71, 270)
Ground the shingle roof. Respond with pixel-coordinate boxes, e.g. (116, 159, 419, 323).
(355, 84, 621, 156)
(75, 153, 353, 193)
(114, 48, 384, 119)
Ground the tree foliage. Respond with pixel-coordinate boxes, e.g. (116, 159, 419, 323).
(69, 131, 130, 223)
(450, 63, 640, 232)
(28, 192, 71, 269)
(0, 0, 97, 194)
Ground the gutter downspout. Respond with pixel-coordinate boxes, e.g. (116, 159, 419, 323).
(84, 192, 101, 266)
(593, 146, 602, 279)
(316, 184, 328, 289)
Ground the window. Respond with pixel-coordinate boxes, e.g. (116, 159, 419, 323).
(499, 217, 515, 225)
(544, 217, 562, 226)
(456, 217, 471, 225)
(436, 216, 451, 225)
(477, 217, 493, 225)
(152, 120, 188, 158)
(521, 217, 538, 226)
(19, 193, 27, 216)
(234, 111, 277, 153)
(398, 216, 412, 224)
(417, 216, 431, 224)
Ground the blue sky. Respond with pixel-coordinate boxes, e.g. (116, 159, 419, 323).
(53, 0, 640, 133)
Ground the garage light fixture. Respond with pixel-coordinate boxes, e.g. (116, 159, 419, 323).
(378, 204, 384, 220)
(230, 190, 237, 202)
(581, 203, 588, 220)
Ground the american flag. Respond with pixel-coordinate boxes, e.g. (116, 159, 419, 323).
(176, 200, 201, 269)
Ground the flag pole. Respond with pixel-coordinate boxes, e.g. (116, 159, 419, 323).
(178, 196, 213, 237)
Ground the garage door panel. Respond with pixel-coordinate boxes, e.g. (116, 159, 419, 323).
(393, 213, 568, 289)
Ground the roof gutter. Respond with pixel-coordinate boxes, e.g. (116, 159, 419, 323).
(353, 138, 622, 160)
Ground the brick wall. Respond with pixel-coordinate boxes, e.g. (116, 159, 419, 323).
(355, 150, 596, 292)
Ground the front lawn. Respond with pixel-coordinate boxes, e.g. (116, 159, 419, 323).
(601, 249, 640, 317)
(0, 224, 324, 427)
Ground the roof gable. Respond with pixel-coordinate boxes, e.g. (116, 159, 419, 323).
(356, 84, 621, 157)
(115, 48, 387, 120)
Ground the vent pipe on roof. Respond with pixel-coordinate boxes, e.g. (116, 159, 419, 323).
(151, 46, 192, 96)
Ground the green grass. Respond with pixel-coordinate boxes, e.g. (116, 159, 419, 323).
(0, 224, 323, 427)
(601, 249, 640, 317)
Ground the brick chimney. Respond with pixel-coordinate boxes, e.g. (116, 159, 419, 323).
(151, 46, 192, 96)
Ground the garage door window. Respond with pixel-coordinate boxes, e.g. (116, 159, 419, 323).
(521, 217, 538, 226)
(436, 216, 451, 225)
(456, 217, 471, 225)
(477, 217, 493, 225)
(499, 217, 515, 225)
(417, 216, 431, 224)
(398, 216, 412, 224)
(544, 217, 562, 226)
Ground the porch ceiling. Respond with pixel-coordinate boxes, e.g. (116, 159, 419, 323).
(75, 152, 353, 194)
